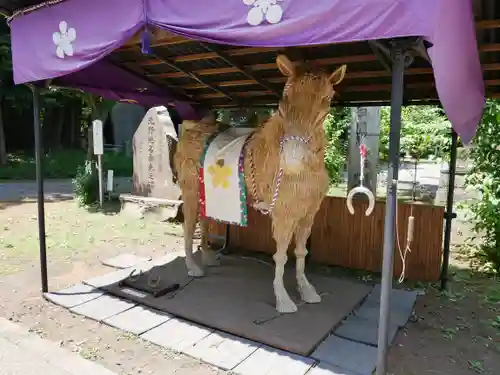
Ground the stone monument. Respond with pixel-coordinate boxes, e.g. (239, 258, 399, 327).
(120, 106, 182, 219)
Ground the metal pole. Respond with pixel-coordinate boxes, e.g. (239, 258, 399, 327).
(97, 154, 104, 207)
(376, 42, 406, 375)
(32, 85, 48, 293)
(440, 130, 458, 290)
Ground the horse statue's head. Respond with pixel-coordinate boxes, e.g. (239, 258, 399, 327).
(275, 54, 346, 173)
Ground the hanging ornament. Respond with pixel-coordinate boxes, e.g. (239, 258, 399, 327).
(346, 143, 375, 216)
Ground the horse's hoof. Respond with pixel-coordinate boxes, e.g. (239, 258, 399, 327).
(187, 268, 205, 278)
(202, 250, 220, 267)
(276, 298, 298, 314)
(300, 287, 322, 304)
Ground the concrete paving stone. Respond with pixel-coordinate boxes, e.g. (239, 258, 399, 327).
(149, 252, 187, 267)
(43, 283, 104, 309)
(234, 345, 315, 375)
(83, 262, 153, 288)
(366, 285, 418, 314)
(0, 318, 117, 375)
(311, 335, 377, 375)
(353, 303, 411, 327)
(0, 337, 73, 375)
(334, 315, 399, 347)
(306, 362, 362, 375)
(140, 317, 213, 352)
(184, 331, 260, 370)
(14, 334, 118, 375)
(69, 294, 136, 321)
(101, 253, 152, 269)
(103, 305, 172, 335)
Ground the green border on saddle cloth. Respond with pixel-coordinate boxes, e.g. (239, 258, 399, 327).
(199, 130, 249, 227)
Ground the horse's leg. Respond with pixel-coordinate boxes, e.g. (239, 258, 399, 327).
(182, 194, 204, 277)
(272, 217, 297, 313)
(200, 219, 220, 266)
(294, 216, 321, 303)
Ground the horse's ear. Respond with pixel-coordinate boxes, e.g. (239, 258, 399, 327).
(276, 55, 296, 77)
(329, 64, 347, 86)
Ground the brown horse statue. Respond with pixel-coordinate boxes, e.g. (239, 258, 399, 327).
(174, 55, 346, 313)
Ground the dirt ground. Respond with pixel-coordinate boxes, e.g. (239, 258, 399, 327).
(0, 199, 499, 375)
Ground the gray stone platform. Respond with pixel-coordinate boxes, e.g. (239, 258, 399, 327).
(44, 253, 419, 375)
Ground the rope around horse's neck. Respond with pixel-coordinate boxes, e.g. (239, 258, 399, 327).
(248, 134, 310, 216)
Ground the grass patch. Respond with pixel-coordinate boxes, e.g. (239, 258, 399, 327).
(0, 149, 132, 180)
(0, 200, 182, 275)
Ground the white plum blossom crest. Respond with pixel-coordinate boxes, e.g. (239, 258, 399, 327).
(243, 0, 284, 26)
(52, 21, 76, 59)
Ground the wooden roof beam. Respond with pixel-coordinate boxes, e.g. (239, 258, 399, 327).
(479, 43, 500, 52)
(197, 79, 500, 100)
(145, 54, 379, 79)
(199, 43, 282, 98)
(138, 47, 277, 66)
(476, 19, 500, 29)
(148, 50, 238, 102)
(164, 62, 500, 91)
(176, 67, 433, 90)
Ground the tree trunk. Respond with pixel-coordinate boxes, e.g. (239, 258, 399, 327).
(54, 106, 64, 150)
(87, 118, 93, 160)
(69, 101, 78, 148)
(0, 97, 7, 165)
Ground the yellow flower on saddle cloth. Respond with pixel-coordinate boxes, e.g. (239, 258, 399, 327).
(208, 159, 232, 189)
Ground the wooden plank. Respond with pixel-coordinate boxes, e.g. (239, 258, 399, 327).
(310, 197, 444, 281)
(208, 196, 444, 281)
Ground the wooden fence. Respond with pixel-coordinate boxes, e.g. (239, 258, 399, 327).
(209, 196, 445, 281)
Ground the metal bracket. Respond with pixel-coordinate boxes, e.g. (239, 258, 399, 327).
(370, 37, 419, 68)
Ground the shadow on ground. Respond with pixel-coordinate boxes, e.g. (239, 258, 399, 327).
(0, 194, 73, 210)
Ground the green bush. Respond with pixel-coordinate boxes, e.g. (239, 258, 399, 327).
(72, 160, 99, 206)
(0, 149, 132, 180)
(324, 108, 349, 185)
(464, 100, 500, 273)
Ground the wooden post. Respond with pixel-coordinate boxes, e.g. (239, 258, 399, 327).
(347, 107, 381, 197)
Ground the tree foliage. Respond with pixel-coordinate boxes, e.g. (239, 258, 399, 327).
(464, 100, 500, 273)
(380, 105, 453, 160)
